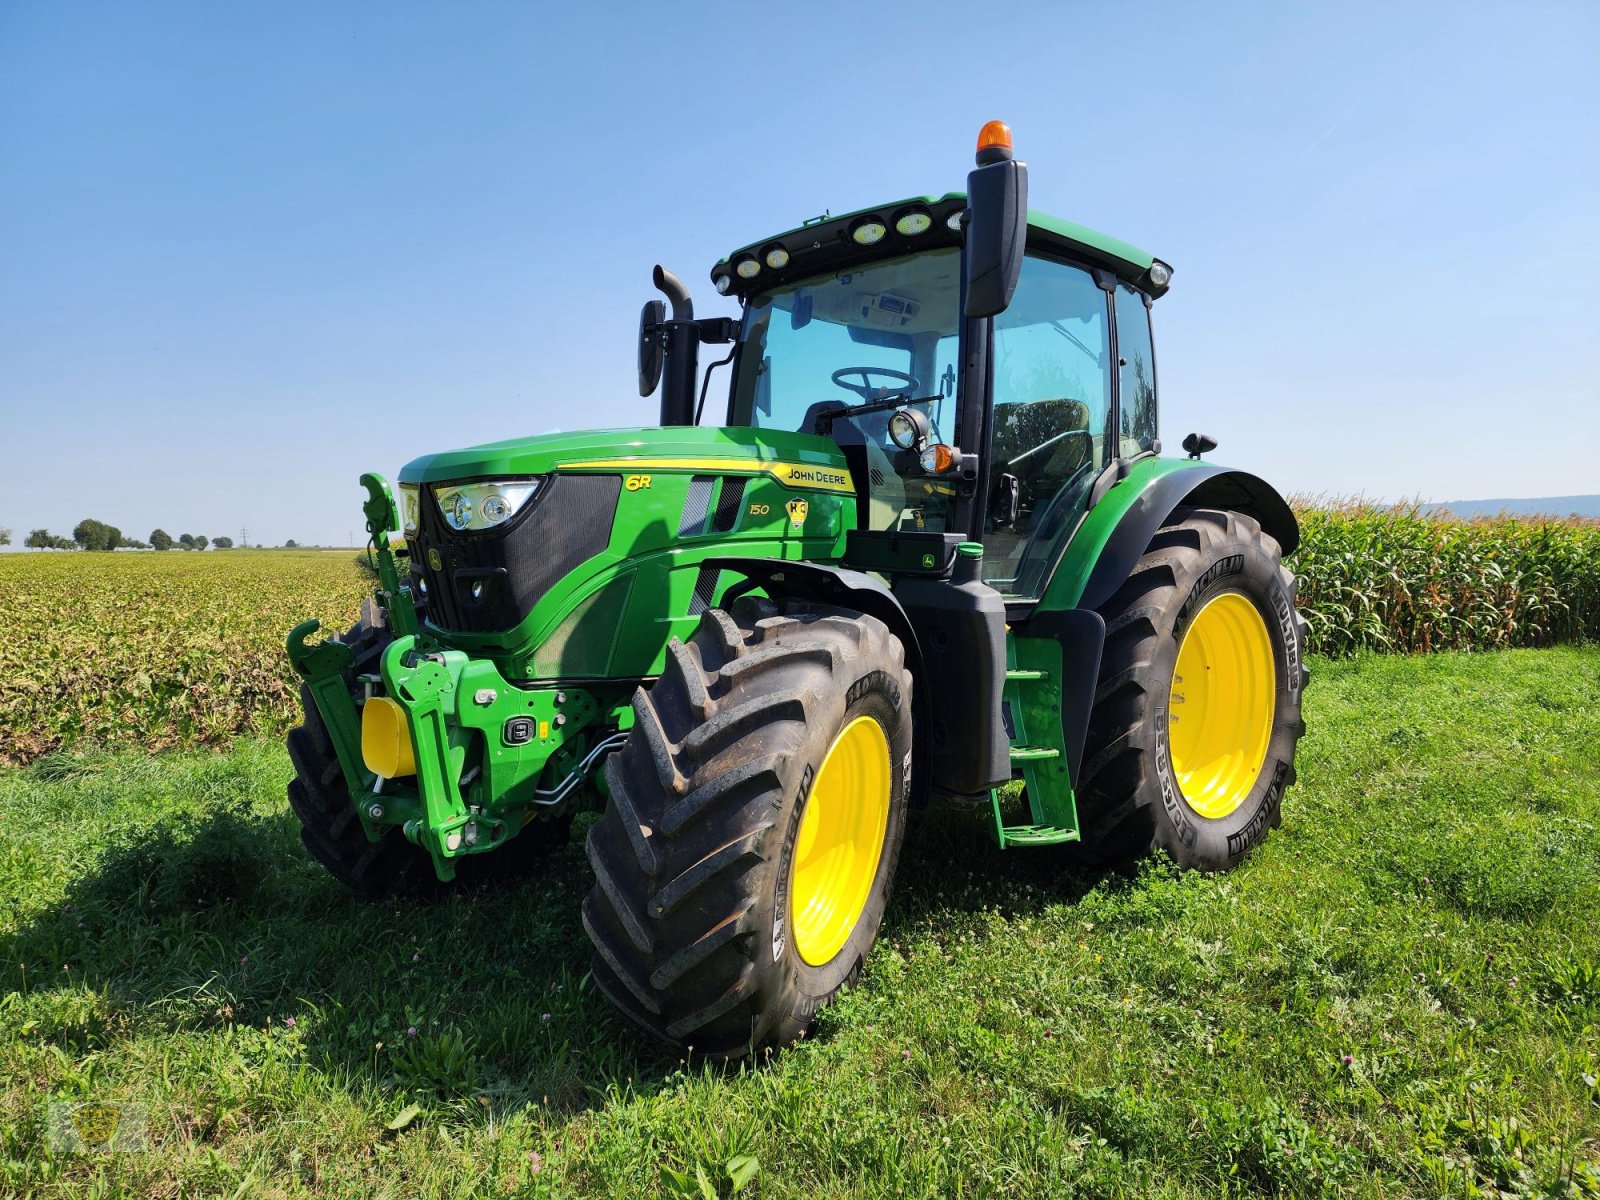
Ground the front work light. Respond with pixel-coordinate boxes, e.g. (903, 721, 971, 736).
(434, 479, 542, 531)
(714, 274, 733, 295)
(894, 210, 932, 236)
(764, 245, 790, 269)
(735, 256, 762, 279)
(1148, 260, 1173, 288)
(851, 218, 887, 246)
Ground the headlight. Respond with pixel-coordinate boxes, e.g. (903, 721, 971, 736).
(887, 408, 931, 451)
(398, 484, 421, 535)
(433, 479, 543, 531)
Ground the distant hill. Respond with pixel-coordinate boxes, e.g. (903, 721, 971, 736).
(1426, 495, 1600, 520)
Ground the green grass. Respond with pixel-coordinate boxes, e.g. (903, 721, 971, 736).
(2, 648, 1597, 1198)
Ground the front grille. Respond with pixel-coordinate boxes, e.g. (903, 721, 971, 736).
(410, 473, 622, 635)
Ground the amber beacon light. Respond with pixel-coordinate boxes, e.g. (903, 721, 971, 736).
(975, 119, 1014, 165)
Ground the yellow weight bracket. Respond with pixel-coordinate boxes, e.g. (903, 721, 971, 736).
(361, 694, 417, 780)
(1167, 592, 1276, 819)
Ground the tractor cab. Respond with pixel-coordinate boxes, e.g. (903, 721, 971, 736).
(644, 121, 1172, 609)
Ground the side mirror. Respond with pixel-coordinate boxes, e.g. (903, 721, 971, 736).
(963, 155, 1028, 318)
(637, 299, 665, 397)
(1182, 432, 1218, 460)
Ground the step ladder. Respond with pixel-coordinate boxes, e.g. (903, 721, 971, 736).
(990, 654, 1082, 848)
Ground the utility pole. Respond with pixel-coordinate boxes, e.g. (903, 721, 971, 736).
(240, 526, 248, 549)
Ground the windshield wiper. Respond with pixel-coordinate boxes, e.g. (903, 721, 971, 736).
(1049, 320, 1101, 365)
(811, 393, 943, 423)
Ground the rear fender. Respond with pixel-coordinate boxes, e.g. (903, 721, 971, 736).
(1026, 460, 1297, 789)
(1074, 463, 1298, 614)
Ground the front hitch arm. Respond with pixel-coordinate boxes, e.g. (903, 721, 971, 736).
(381, 638, 471, 881)
(285, 619, 371, 804)
(360, 472, 420, 639)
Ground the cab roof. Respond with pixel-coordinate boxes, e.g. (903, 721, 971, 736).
(713, 191, 1169, 303)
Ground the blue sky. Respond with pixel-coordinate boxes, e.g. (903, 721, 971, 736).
(2, 1, 1596, 548)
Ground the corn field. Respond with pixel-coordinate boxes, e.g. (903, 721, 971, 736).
(1291, 500, 1600, 655)
(0, 507, 1596, 764)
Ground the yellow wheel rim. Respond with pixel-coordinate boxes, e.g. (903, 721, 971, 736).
(789, 715, 891, 967)
(1167, 592, 1275, 819)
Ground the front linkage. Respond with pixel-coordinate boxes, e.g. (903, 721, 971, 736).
(286, 474, 611, 881)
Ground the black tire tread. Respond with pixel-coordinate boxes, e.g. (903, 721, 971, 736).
(1076, 507, 1309, 867)
(583, 598, 909, 1057)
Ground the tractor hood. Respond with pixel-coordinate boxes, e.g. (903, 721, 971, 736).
(389, 421, 860, 670)
(397, 425, 848, 486)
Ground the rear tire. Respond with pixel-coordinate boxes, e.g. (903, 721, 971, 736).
(582, 598, 913, 1058)
(1075, 507, 1308, 870)
(286, 619, 567, 900)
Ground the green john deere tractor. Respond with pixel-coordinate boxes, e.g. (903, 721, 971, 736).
(286, 121, 1307, 1057)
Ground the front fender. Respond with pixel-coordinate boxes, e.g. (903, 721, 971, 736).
(704, 557, 935, 805)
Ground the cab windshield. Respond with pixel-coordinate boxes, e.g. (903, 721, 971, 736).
(727, 248, 962, 532)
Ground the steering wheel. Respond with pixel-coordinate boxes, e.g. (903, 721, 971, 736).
(831, 366, 920, 402)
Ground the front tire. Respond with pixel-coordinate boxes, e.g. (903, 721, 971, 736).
(582, 599, 913, 1057)
(1076, 507, 1308, 870)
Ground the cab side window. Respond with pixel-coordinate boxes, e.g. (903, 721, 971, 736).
(982, 255, 1113, 598)
(1115, 284, 1157, 455)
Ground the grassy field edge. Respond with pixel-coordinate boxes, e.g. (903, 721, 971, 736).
(1, 648, 1597, 1198)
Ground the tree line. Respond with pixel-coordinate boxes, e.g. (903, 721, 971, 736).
(4, 521, 248, 551)
(2, 523, 310, 551)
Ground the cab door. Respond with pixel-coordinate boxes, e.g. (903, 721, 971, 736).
(980, 255, 1116, 600)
